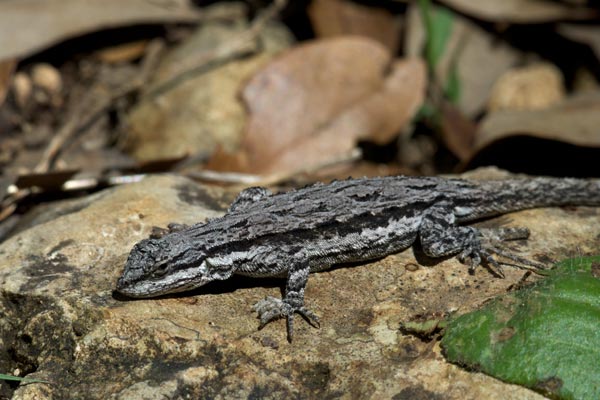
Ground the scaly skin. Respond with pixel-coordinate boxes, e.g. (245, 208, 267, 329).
(116, 176, 600, 340)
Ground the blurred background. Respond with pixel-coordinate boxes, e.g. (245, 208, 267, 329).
(2, 0, 600, 239)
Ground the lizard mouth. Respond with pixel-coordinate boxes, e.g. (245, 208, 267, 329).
(115, 276, 152, 298)
(116, 262, 213, 298)
(115, 269, 174, 298)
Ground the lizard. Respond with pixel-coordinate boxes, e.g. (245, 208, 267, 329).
(116, 176, 600, 340)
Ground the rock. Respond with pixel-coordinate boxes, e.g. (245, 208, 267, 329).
(1, 172, 595, 399)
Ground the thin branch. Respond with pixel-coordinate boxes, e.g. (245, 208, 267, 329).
(187, 148, 362, 187)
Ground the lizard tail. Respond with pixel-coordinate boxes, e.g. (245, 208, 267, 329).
(475, 177, 600, 217)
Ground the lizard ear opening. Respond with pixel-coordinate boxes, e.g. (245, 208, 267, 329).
(204, 257, 235, 281)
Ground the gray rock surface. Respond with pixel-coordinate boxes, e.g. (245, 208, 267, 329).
(1, 173, 598, 399)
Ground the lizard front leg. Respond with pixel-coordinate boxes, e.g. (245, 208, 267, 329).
(253, 261, 320, 341)
(419, 203, 543, 275)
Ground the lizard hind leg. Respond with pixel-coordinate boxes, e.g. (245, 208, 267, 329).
(419, 204, 546, 275)
(480, 226, 546, 270)
(252, 262, 320, 342)
(459, 227, 547, 275)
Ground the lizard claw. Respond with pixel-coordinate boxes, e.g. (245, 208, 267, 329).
(459, 246, 506, 277)
(253, 296, 287, 328)
(253, 296, 320, 341)
(458, 236, 546, 276)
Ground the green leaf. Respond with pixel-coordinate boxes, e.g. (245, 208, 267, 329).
(418, 0, 460, 105)
(553, 255, 600, 275)
(415, 102, 439, 122)
(444, 61, 461, 103)
(0, 373, 48, 384)
(418, 0, 454, 70)
(441, 256, 600, 400)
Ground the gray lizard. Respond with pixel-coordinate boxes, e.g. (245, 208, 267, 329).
(116, 176, 600, 340)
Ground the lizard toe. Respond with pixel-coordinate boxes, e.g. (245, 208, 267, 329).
(297, 307, 320, 328)
(253, 296, 289, 328)
(253, 296, 320, 340)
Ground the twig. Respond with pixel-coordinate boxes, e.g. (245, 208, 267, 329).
(187, 148, 362, 187)
(256, 148, 362, 187)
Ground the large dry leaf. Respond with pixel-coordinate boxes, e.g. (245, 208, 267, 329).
(474, 92, 600, 152)
(0, 0, 234, 61)
(439, 101, 477, 161)
(405, 4, 523, 117)
(438, 0, 597, 23)
(308, 0, 401, 53)
(269, 58, 426, 174)
(208, 37, 426, 175)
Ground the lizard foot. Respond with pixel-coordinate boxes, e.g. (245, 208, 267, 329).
(458, 238, 547, 277)
(253, 296, 320, 341)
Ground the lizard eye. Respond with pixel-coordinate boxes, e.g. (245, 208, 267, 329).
(151, 263, 170, 278)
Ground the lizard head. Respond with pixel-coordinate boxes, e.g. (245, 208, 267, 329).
(116, 235, 229, 298)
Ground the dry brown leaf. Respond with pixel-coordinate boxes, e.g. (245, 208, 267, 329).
(405, 4, 523, 117)
(208, 37, 426, 175)
(12, 72, 31, 109)
(267, 58, 426, 175)
(439, 101, 477, 161)
(235, 36, 391, 172)
(0, 59, 16, 106)
(31, 63, 62, 95)
(94, 40, 149, 64)
(487, 63, 565, 112)
(308, 0, 401, 53)
(438, 0, 597, 23)
(474, 92, 600, 153)
(0, 0, 240, 61)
